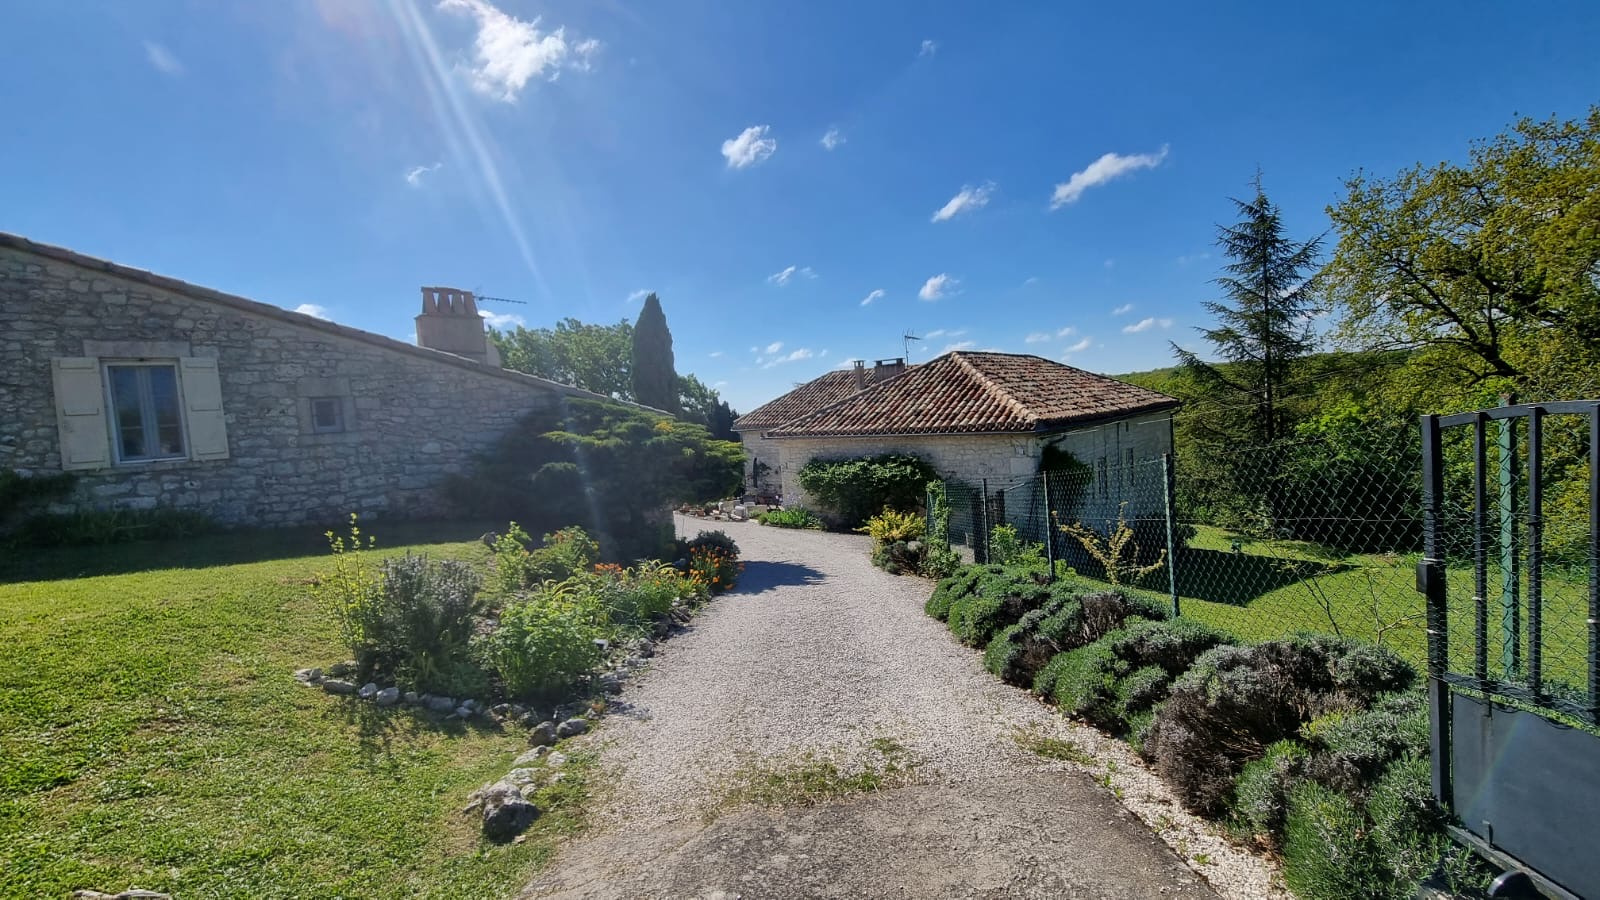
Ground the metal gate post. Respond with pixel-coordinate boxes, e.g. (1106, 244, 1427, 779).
(1419, 414, 1453, 808)
(1162, 453, 1180, 618)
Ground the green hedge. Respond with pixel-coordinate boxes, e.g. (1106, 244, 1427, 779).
(796, 454, 938, 529)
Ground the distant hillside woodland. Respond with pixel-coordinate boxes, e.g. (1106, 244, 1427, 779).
(1118, 108, 1599, 553)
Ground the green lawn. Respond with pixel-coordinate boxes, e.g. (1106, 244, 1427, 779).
(1104, 525, 1592, 692)
(0, 524, 592, 899)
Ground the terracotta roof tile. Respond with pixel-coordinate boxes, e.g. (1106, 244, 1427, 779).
(761, 351, 1178, 437)
(734, 366, 902, 432)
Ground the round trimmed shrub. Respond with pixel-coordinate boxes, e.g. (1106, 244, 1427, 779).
(1142, 635, 1416, 817)
(1283, 780, 1390, 899)
(1231, 738, 1309, 840)
(1302, 691, 1428, 796)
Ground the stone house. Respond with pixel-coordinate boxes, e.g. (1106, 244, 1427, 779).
(0, 232, 618, 528)
(733, 351, 1179, 522)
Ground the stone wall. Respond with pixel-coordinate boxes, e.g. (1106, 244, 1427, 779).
(0, 238, 605, 527)
(772, 433, 1045, 510)
(769, 410, 1174, 520)
(737, 432, 781, 495)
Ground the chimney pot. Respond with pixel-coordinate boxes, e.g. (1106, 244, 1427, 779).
(416, 285, 496, 365)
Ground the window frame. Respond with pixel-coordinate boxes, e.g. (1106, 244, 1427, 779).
(102, 360, 189, 465)
(309, 396, 345, 434)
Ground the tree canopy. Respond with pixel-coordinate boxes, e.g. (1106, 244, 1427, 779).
(489, 298, 739, 436)
(1323, 107, 1600, 402)
(492, 318, 633, 399)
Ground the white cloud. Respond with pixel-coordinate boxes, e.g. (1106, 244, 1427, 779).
(1063, 337, 1092, 353)
(763, 348, 815, 368)
(570, 37, 601, 71)
(294, 303, 331, 320)
(722, 125, 777, 168)
(767, 265, 814, 286)
(437, 0, 596, 102)
(1056, 326, 1077, 337)
(919, 273, 956, 301)
(709, 350, 724, 358)
(481, 310, 525, 329)
(626, 289, 650, 304)
(860, 288, 885, 307)
(144, 41, 184, 76)
(1023, 276, 1039, 286)
(1024, 332, 1052, 344)
(1111, 303, 1134, 315)
(1176, 252, 1210, 266)
(943, 340, 976, 353)
(924, 328, 967, 340)
(1122, 316, 1173, 334)
(713, 380, 728, 388)
(405, 162, 444, 186)
(821, 127, 844, 150)
(931, 182, 995, 223)
(919, 39, 938, 56)
(764, 341, 784, 355)
(1050, 145, 1170, 209)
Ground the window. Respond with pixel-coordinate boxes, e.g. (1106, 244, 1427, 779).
(105, 363, 186, 462)
(310, 397, 344, 433)
(52, 355, 228, 471)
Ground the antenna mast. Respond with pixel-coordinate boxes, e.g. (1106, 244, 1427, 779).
(902, 329, 921, 359)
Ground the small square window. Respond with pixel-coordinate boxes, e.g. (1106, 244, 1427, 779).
(311, 397, 344, 433)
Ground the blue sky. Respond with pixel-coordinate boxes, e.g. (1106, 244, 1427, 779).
(4, 1, 1598, 413)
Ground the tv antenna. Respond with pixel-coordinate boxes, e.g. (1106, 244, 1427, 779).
(471, 285, 528, 305)
(902, 329, 921, 358)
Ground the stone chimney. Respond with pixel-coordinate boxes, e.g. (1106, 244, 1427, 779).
(874, 357, 906, 381)
(414, 287, 500, 366)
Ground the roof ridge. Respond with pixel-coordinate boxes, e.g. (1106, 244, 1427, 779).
(768, 360, 918, 432)
(0, 231, 630, 406)
(949, 351, 1036, 426)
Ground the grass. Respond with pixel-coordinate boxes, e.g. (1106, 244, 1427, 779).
(1012, 727, 1096, 765)
(719, 737, 919, 810)
(1076, 524, 1593, 693)
(0, 523, 592, 899)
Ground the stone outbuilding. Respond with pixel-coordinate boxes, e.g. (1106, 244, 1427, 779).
(0, 232, 617, 527)
(734, 351, 1180, 514)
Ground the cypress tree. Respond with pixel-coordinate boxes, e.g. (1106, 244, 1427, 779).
(1172, 176, 1322, 443)
(631, 293, 680, 414)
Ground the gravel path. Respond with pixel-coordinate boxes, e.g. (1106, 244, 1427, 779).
(523, 517, 1284, 899)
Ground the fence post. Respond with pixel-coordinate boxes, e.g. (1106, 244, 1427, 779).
(1499, 395, 1520, 678)
(1162, 453, 1180, 619)
(1042, 470, 1057, 584)
(976, 479, 989, 564)
(1419, 413, 1453, 809)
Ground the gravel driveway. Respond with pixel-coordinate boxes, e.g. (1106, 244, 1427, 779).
(523, 517, 1267, 899)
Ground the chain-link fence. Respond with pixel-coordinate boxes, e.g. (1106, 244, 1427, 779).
(929, 417, 1597, 714)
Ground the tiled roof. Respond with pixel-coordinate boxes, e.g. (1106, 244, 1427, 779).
(734, 369, 886, 432)
(762, 351, 1178, 438)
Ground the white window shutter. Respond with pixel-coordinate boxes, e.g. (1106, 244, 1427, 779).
(179, 357, 230, 460)
(51, 357, 110, 471)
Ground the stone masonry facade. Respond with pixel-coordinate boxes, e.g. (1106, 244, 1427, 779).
(768, 408, 1173, 519)
(0, 237, 605, 527)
